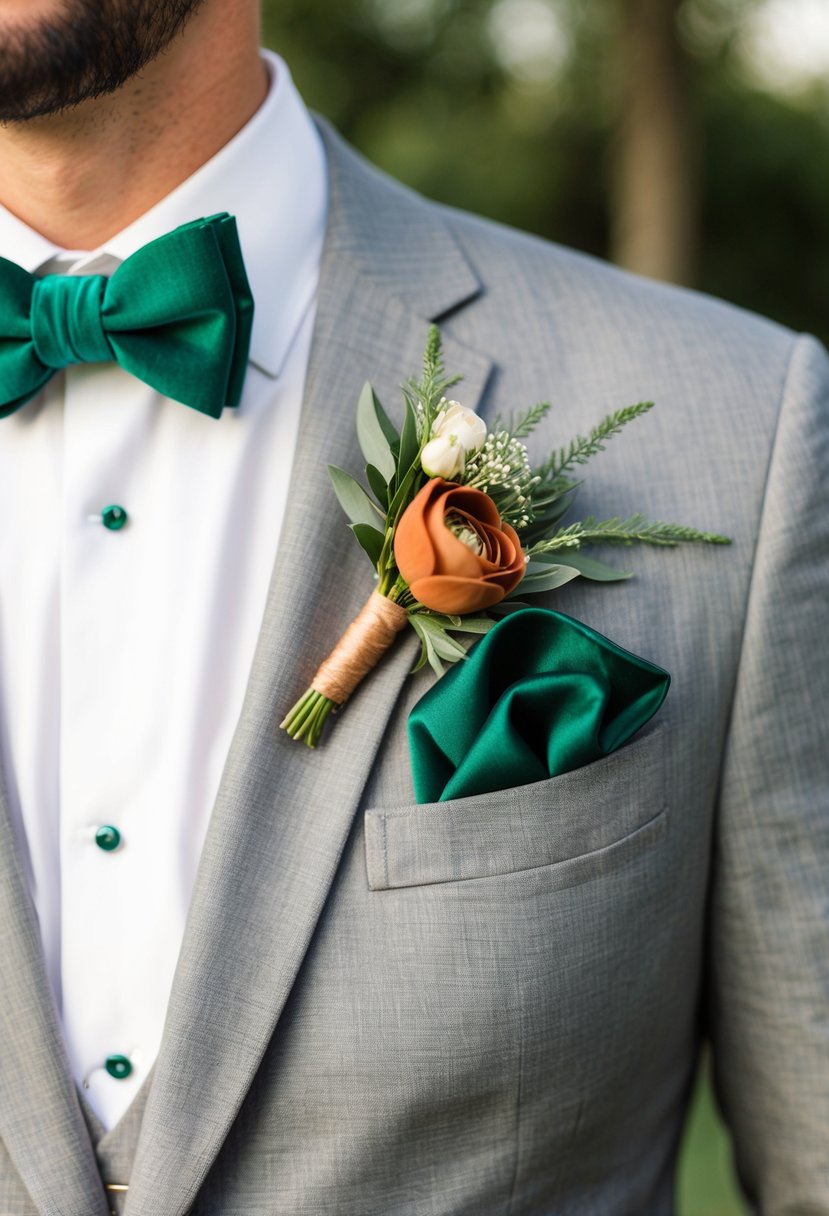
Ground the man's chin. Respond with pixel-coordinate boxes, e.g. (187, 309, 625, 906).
(0, 0, 206, 124)
(0, 2, 89, 122)
(0, 94, 83, 125)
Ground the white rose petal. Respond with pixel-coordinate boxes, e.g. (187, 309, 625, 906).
(421, 434, 466, 479)
(430, 401, 487, 455)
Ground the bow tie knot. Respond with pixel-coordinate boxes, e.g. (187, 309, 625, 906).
(31, 274, 112, 369)
(0, 213, 254, 420)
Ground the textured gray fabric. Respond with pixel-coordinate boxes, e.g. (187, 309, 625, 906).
(0, 118, 827, 1214)
(365, 725, 668, 890)
(0, 757, 109, 1215)
(78, 1083, 151, 1216)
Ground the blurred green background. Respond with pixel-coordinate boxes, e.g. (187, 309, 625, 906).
(261, 2, 829, 1208)
(262, 0, 829, 347)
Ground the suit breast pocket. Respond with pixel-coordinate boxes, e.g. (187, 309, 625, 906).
(364, 724, 668, 890)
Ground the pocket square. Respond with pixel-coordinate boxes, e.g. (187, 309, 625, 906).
(408, 607, 670, 802)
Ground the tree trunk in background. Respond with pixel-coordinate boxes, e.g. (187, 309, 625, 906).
(610, 0, 698, 285)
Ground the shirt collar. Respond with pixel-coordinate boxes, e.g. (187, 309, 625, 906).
(0, 50, 328, 379)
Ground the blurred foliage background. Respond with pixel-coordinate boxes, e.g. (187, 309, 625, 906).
(261, 1, 829, 1209)
(262, 0, 829, 348)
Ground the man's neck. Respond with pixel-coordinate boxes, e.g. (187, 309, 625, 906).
(0, 5, 268, 251)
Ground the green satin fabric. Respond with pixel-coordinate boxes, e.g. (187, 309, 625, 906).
(0, 212, 253, 420)
(409, 607, 670, 803)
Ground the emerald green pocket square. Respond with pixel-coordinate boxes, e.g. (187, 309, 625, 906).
(408, 606, 670, 803)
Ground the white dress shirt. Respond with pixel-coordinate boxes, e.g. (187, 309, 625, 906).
(0, 51, 328, 1130)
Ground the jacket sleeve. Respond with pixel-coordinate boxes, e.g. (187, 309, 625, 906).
(707, 332, 829, 1210)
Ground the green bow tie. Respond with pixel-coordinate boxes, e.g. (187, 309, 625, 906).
(0, 212, 254, 420)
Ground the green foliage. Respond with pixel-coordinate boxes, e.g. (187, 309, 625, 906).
(328, 464, 384, 529)
(542, 403, 655, 482)
(509, 561, 581, 596)
(350, 522, 385, 565)
(698, 78, 829, 346)
(409, 613, 470, 676)
(401, 326, 461, 427)
(517, 402, 657, 544)
(409, 612, 496, 677)
(677, 1054, 747, 1215)
(531, 514, 732, 553)
(489, 401, 552, 440)
(542, 551, 633, 582)
(365, 463, 389, 508)
(357, 382, 397, 482)
(262, 0, 829, 347)
(325, 329, 729, 680)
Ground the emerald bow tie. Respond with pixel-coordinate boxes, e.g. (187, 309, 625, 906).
(0, 212, 254, 420)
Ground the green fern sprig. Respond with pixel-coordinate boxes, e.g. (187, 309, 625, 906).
(401, 324, 462, 431)
(489, 401, 552, 440)
(539, 402, 654, 482)
(529, 513, 731, 554)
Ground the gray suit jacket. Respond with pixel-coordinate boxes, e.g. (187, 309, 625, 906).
(1, 121, 827, 1215)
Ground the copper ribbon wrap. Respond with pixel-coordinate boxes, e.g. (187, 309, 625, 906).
(311, 591, 409, 705)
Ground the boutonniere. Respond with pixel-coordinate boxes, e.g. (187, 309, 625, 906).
(281, 328, 728, 747)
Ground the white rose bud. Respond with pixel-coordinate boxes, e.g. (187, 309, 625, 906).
(421, 433, 466, 479)
(430, 400, 487, 455)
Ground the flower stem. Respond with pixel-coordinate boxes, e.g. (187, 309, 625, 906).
(280, 591, 410, 747)
(280, 689, 337, 748)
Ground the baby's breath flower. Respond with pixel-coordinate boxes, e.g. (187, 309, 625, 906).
(462, 429, 540, 530)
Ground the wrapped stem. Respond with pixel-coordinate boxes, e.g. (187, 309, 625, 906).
(281, 591, 409, 747)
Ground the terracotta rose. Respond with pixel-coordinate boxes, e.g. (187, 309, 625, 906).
(394, 479, 526, 614)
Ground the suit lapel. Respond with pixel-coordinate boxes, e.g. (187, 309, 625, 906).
(0, 781, 109, 1215)
(125, 126, 492, 1216)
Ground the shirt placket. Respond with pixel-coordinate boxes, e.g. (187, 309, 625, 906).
(59, 355, 153, 1126)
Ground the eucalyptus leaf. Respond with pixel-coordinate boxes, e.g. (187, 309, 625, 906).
(422, 613, 495, 635)
(356, 383, 397, 482)
(328, 465, 384, 530)
(415, 617, 469, 661)
(350, 523, 385, 566)
(374, 391, 401, 450)
(409, 615, 445, 677)
(387, 464, 420, 523)
(409, 641, 430, 675)
(397, 398, 420, 482)
(423, 638, 446, 677)
(548, 552, 633, 582)
(520, 489, 579, 544)
(430, 635, 470, 662)
(365, 463, 389, 510)
(510, 563, 582, 596)
(530, 491, 579, 528)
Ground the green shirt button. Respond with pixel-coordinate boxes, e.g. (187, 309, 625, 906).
(95, 825, 122, 852)
(102, 504, 128, 531)
(105, 1054, 133, 1081)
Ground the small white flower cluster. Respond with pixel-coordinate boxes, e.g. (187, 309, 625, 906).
(463, 430, 540, 530)
(421, 399, 487, 480)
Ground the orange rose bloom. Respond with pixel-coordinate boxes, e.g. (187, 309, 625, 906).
(394, 479, 526, 614)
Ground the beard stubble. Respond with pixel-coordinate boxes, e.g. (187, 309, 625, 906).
(0, 0, 206, 122)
